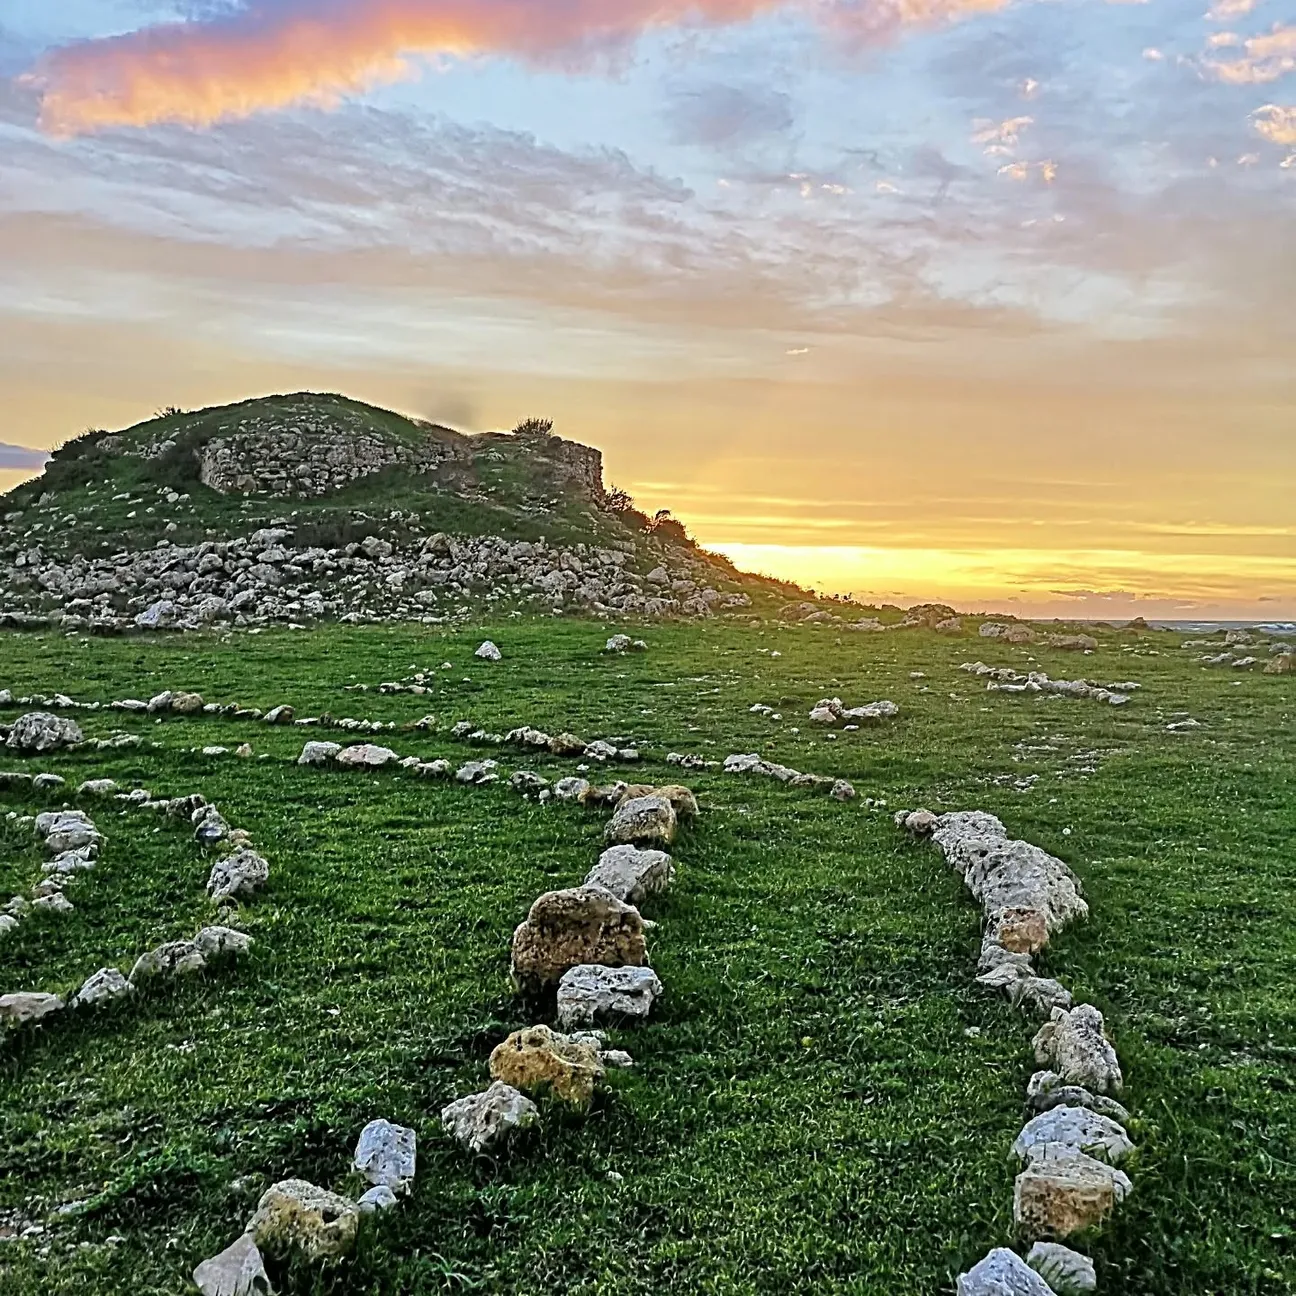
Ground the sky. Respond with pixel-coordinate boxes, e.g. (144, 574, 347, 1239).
(0, 0, 1293, 618)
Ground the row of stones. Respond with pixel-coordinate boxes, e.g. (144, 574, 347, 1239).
(897, 809, 1134, 1296)
(959, 663, 1140, 707)
(0, 779, 267, 1029)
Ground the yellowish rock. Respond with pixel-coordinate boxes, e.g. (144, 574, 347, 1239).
(489, 1025, 605, 1106)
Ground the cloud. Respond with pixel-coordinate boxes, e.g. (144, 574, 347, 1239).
(1252, 102, 1296, 144)
(663, 82, 795, 148)
(1202, 22, 1296, 84)
(0, 442, 50, 469)
(21, 0, 1025, 136)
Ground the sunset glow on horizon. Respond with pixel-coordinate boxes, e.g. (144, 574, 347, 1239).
(1, 0, 1292, 618)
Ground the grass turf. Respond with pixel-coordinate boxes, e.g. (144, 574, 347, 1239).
(0, 619, 1292, 1294)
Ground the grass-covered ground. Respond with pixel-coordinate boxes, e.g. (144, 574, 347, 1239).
(0, 618, 1292, 1294)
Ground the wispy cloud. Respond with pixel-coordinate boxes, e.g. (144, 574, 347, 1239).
(21, 0, 1026, 136)
(1202, 22, 1296, 84)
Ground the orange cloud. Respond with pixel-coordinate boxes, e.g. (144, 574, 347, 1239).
(1202, 22, 1296, 84)
(22, 0, 1018, 136)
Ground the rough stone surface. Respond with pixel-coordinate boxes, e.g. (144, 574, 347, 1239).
(475, 640, 502, 661)
(353, 1119, 417, 1193)
(556, 963, 664, 1030)
(956, 1247, 1056, 1296)
(441, 1081, 539, 1153)
(1033, 1006, 1123, 1094)
(247, 1179, 359, 1262)
(6, 711, 83, 753)
(604, 794, 677, 848)
(194, 925, 254, 958)
(208, 848, 270, 902)
(0, 991, 65, 1024)
(583, 845, 675, 906)
(72, 967, 134, 1007)
(193, 1233, 274, 1296)
(1025, 1071, 1130, 1124)
(510, 886, 648, 991)
(334, 743, 400, 769)
(129, 939, 206, 981)
(298, 741, 342, 765)
(1013, 1145, 1132, 1239)
(488, 1025, 605, 1106)
(1026, 1242, 1097, 1295)
(1013, 1105, 1134, 1165)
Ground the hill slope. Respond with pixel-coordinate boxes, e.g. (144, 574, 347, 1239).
(0, 393, 804, 632)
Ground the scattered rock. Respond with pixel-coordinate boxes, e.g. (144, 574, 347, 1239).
(1026, 1242, 1097, 1295)
(334, 743, 400, 769)
(556, 963, 664, 1030)
(129, 939, 206, 981)
(584, 845, 675, 906)
(488, 1024, 605, 1106)
(247, 1179, 359, 1263)
(957, 1247, 1055, 1296)
(455, 758, 499, 784)
(1025, 1071, 1130, 1124)
(548, 732, 588, 756)
(441, 1081, 539, 1153)
(1032, 1006, 1123, 1094)
(298, 741, 342, 765)
(32, 772, 65, 792)
(605, 794, 677, 848)
(353, 1119, 417, 1194)
(356, 1185, 398, 1213)
(6, 712, 83, 753)
(510, 885, 648, 992)
(1013, 1145, 1132, 1239)
(207, 848, 270, 902)
(1012, 1105, 1134, 1166)
(263, 705, 295, 725)
(552, 776, 592, 803)
(0, 991, 65, 1025)
(72, 967, 134, 1007)
(193, 1233, 273, 1296)
(475, 641, 502, 661)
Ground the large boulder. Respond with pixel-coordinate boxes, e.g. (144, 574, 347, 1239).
(510, 886, 648, 992)
(604, 794, 677, 848)
(247, 1179, 359, 1262)
(488, 1025, 605, 1106)
(1032, 1005, 1123, 1094)
(556, 964, 663, 1030)
(957, 1247, 1055, 1296)
(441, 1081, 539, 1153)
(583, 845, 675, 906)
(6, 712, 82, 753)
(1013, 1145, 1132, 1239)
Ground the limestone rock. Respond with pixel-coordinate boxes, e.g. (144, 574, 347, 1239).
(6, 711, 83, 753)
(33, 772, 65, 792)
(455, 758, 499, 784)
(247, 1179, 359, 1262)
(208, 848, 270, 902)
(72, 967, 134, 1007)
(1026, 1242, 1097, 1295)
(171, 691, 205, 714)
(334, 743, 400, 769)
(193, 1233, 273, 1296)
(441, 1081, 539, 1153)
(263, 705, 295, 725)
(553, 776, 592, 802)
(1012, 1105, 1134, 1165)
(0, 991, 65, 1024)
(129, 939, 206, 981)
(489, 1024, 605, 1106)
(556, 963, 663, 1030)
(510, 885, 648, 991)
(36, 810, 101, 853)
(510, 771, 549, 795)
(957, 1247, 1055, 1296)
(474, 640, 502, 661)
(605, 794, 677, 848)
(1013, 1145, 1131, 1239)
(1009, 977, 1074, 1017)
(1025, 1071, 1130, 1124)
(1033, 1006, 1123, 1094)
(548, 732, 588, 757)
(830, 779, 856, 801)
(584, 845, 675, 906)
(298, 741, 341, 765)
(76, 777, 118, 797)
(353, 1119, 416, 1193)
(356, 1185, 398, 1213)
(194, 807, 231, 846)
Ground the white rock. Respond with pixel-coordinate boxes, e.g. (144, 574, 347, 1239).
(298, 741, 342, 765)
(0, 991, 66, 1024)
(1026, 1242, 1097, 1295)
(957, 1247, 1055, 1296)
(356, 1185, 399, 1213)
(194, 926, 253, 958)
(353, 1119, 417, 1193)
(334, 743, 400, 769)
(6, 712, 83, 753)
(441, 1081, 539, 1153)
(474, 640, 502, 661)
(207, 848, 270, 902)
(72, 967, 134, 1007)
(129, 940, 206, 982)
(556, 963, 664, 1030)
(1033, 1005, 1123, 1094)
(193, 1233, 273, 1296)
(1012, 1105, 1134, 1165)
(77, 778, 119, 796)
(584, 845, 675, 906)
(455, 759, 499, 784)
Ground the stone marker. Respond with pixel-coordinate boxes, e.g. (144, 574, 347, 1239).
(1012, 1105, 1134, 1166)
(353, 1119, 417, 1194)
(1032, 1005, 1123, 1094)
(583, 845, 675, 906)
(334, 743, 400, 769)
(246, 1179, 359, 1262)
(489, 1025, 605, 1106)
(6, 712, 83, 753)
(208, 848, 270, 902)
(193, 1233, 273, 1296)
(556, 964, 663, 1030)
(956, 1247, 1056, 1296)
(604, 794, 677, 848)
(510, 886, 648, 991)
(441, 1081, 539, 1153)
(475, 640, 502, 661)
(1013, 1144, 1132, 1239)
(298, 741, 342, 765)
(1026, 1242, 1097, 1295)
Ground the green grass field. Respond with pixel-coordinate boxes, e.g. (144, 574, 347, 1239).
(1, 619, 1292, 1294)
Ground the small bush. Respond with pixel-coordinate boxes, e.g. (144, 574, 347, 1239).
(513, 416, 554, 437)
